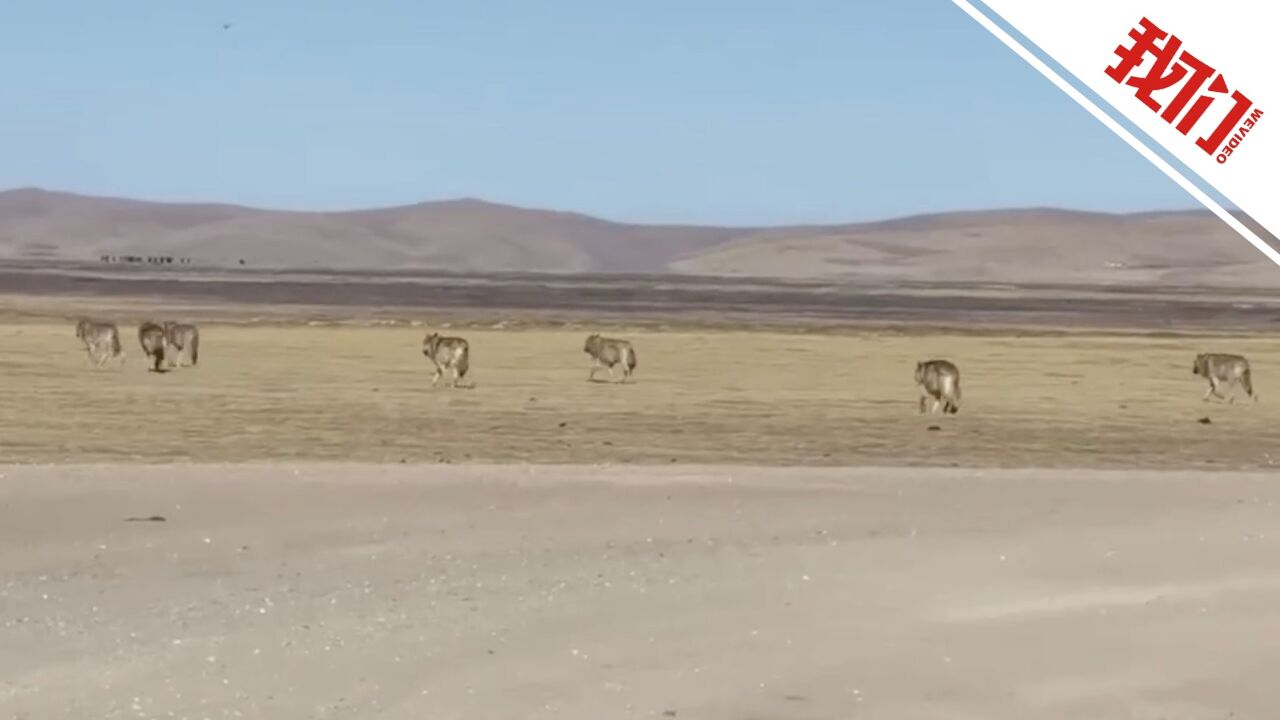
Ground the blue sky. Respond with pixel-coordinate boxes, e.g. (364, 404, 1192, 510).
(0, 0, 1194, 225)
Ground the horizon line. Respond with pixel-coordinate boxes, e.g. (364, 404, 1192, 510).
(0, 185, 1236, 230)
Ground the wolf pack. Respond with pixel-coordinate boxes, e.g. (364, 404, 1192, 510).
(75, 319, 199, 373)
(74, 318, 1259, 412)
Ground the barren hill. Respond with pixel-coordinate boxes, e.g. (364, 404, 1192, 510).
(674, 208, 1280, 287)
(1, 188, 1276, 286)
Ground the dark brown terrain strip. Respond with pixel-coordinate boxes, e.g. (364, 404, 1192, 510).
(3, 266, 1280, 332)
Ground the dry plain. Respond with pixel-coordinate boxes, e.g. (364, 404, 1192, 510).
(3, 464, 1280, 720)
(7, 182, 1280, 720)
(1, 321, 1279, 468)
(4, 315, 1280, 719)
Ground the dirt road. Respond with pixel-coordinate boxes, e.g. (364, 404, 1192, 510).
(3, 464, 1278, 719)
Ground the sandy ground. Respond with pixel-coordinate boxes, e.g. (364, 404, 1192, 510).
(2, 463, 1278, 719)
(4, 323, 1280, 469)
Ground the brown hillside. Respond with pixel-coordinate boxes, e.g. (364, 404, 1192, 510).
(0, 188, 1275, 286)
(673, 208, 1280, 286)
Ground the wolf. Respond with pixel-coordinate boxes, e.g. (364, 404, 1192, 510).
(1193, 352, 1256, 403)
(162, 322, 200, 367)
(915, 359, 961, 414)
(422, 332, 470, 388)
(583, 334, 637, 382)
(138, 321, 170, 372)
(75, 319, 124, 367)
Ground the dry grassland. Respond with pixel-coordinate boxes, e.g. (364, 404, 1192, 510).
(3, 322, 1279, 468)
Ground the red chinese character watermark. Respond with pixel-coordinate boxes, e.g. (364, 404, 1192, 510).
(1106, 17, 1263, 164)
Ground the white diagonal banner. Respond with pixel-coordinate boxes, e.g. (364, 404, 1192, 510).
(955, 1, 1280, 267)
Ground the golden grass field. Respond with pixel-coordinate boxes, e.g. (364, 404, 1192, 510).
(3, 321, 1280, 468)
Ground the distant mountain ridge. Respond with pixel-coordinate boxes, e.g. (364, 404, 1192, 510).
(1, 188, 1275, 287)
